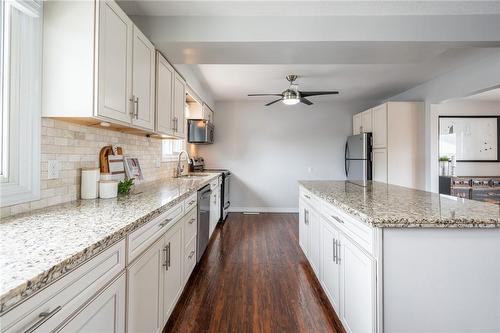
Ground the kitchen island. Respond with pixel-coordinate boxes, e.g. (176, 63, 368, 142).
(298, 180, 499, 333)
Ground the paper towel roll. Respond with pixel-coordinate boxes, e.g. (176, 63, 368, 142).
(81, 168, 99, 199)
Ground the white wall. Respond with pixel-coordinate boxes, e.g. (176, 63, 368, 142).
(197, 100, 367, 212)
(387, 50, 500, 191)
(435, 100, 500, 177)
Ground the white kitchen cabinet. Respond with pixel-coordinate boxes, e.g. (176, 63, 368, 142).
(156, 52, 175, 135)
(57, 274, 126, 333)
(371, 104, 387, 149)
(131, 26, 155, 130)
(308, 207, 321, 276)
(127, 236, 165, 333)
(96, 0, 133, 124)
(340, 235, 376, 333)
(298, 199, 310, 257)
(321, 220, 341, 313)
(173, 72, 187, 137)
(209, 189, 218, 237)
(361, 109, 373, 133)
(353, 113, 362, 135)
(372, 149, 388, 183)
(186, 102, 214, 123)
(162, 221, 184, 322)
(42, 0, 159, 134)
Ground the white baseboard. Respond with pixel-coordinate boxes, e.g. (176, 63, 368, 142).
(228, 207, 299, 213)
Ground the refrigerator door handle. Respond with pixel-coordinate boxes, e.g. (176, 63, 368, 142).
(344, 141, 349, 177)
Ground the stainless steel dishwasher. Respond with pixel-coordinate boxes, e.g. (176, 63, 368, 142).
(197, 185, 211, 262)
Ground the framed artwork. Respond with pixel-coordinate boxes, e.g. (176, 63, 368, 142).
(439, 116, 499, 162)
(124, 156, 144, 181)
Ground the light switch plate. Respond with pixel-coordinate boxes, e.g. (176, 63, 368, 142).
(47, 160, 60, 179)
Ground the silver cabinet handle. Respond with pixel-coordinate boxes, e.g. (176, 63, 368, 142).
(331, 214, 344, 224)
(188, 200, 196, 205)
(159, 218, 173, 227)
(167, 242, 171, 268)
(304, 209, 309, 225)
(304, 194, 311, 199)
(188, 218, 195, 224)
(171, 117, 176, 131)
(129, 96, 139, 119)
(24, 306, 62, 333)
(162, 245, 168, 268)
(336, 240, 341, 264)
(333, 238, 337, 263)
(188, 250, 195, 259)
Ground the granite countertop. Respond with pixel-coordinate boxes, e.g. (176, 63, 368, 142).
(299, 180, 499, 228)
(0, 173, 220, 313)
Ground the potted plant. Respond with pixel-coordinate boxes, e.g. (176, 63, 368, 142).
(118, 178, 135, 195)
(439, 156, 450, 176)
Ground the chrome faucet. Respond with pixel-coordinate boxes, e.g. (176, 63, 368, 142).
(176, 150, 190, 177)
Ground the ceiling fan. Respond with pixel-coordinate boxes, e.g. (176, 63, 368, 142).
(248, 74, 339, 106)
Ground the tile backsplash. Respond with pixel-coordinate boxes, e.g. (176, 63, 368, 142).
(1, 118, 188, 218)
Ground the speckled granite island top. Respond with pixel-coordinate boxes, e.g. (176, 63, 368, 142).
(0, 173, 220, 313)
(299, 180, 499, 228)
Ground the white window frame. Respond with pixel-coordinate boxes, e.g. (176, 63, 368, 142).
(0, 0, 42, 207)
(162, 139, 186, 162)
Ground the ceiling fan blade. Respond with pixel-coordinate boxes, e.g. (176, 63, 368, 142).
(300, 97, 313, 105)
(248, 93, 283, 97)
(299, 91, 339, 97)
(265, 98, 283, 106)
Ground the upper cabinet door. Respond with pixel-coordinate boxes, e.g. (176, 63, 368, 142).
(361, 109, 373, 133)
(156, 52, 175, 135)
(353, 114, 362, 135)
(372, 148, 388, 183)
(173, 73, 187, 137)
(372, 104, 387, 148)
(131, 27, 155, 130)
(97, 0, 133, 124)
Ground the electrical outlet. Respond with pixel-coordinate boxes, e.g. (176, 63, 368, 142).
(307, 167, 313, 174)
(47, 160, 60, 179)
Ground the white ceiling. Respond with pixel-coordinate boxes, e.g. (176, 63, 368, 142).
(119, 1, 500, 104)
(118, 1, 500, 16)
(460, 87, 500, 102)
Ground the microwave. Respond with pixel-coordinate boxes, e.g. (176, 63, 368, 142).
(187, 119, 214, 144)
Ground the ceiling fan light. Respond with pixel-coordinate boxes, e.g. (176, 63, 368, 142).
(282, 98, 300, 105)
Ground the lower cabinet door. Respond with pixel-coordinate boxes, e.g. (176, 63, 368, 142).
(321, 220, 341, 313)
(127, 237, 165, 333)
(308, 207, 321, 276)
(340, 235, 376, 333)
(298, 200, 309, 257)
(209, 190, 218, 237)
(163, 222, 184, 322)
(57, 274, 126, 333)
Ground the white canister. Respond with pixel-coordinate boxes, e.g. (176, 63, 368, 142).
(99, 180, 118, 199)
(81, 168, 100, 199)
(100, 173, 113, 181)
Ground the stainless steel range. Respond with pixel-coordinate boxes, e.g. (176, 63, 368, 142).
(190, 157, 231, 221)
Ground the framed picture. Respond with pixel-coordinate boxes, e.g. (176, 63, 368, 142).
(124, 157, 144, 181)
(439, 116, 500, 162)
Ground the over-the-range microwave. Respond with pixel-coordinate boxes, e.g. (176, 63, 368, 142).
(187, 119, 214, 144)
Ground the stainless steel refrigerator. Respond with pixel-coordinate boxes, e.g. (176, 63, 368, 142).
(345, 133, 372, 186)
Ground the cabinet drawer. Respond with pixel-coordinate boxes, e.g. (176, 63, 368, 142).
(184, 193, 197, 212)
(183, 237, 197, 282)
(299, 187, 321, 209)
(1, 240, 125, 333)
(183, 207, 197, 248)
(128, 202, 184, 263)
(321, 202, 374, 255)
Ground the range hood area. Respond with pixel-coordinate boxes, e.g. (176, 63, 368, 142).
(186, 92, 215, 144)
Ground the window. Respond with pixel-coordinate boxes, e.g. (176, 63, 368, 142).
(162, 139, 186, 161)
(0, 0, 42, 207)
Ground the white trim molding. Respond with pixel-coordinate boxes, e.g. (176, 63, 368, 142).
(0, 0, 42, 207)
(229, 207, 299, 214)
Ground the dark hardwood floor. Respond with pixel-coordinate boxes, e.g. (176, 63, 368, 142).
(164, 213, 345, 333)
